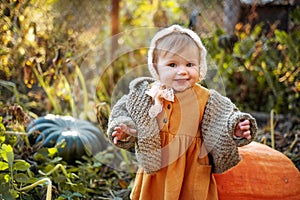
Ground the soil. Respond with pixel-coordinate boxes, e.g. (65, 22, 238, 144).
(250, 111, 300, 170)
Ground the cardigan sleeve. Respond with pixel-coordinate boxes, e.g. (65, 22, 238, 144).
(107, 95, 137, 150)
(201, 89, 258, 173)
(228, 109, 257, 147)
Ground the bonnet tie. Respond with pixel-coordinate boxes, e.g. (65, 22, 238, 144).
(145, 81, 174, 118)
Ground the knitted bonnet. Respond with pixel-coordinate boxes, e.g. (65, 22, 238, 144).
(148, 24, 207, 80)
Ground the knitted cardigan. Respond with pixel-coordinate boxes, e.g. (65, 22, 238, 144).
(107, 77, 258, 174)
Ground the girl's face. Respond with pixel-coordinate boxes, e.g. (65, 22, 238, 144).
(156, 45, 200, 92)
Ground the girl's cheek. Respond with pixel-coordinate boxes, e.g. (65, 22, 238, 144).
(192, 66, 200, 73)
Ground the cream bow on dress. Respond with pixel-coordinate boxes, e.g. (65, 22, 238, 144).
(145, 81, 174, 118)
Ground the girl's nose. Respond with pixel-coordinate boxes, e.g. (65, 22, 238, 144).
(177, 65, 188, 75)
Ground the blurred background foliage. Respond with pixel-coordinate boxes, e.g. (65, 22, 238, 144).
(205, 19, 299, 115)
(0, 0, 298, 120)
(0, 0, 299, 198)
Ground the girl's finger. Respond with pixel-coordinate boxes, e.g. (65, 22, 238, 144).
(240, 120, 250, 126)
(112, 131, 118, 137)
(240, 125, 250, 131)
(113, 136, 119, 144)
(114, 126, 121, 131)
(129, 128, 137, 135)
(243, 131, 251, 140)
(119, 123, 129, 133)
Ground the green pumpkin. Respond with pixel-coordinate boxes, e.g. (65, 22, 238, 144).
(27, 114, 107, 162)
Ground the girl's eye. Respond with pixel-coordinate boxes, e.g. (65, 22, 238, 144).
(186, 63, 194, 67)
(168, 63, 176, 67)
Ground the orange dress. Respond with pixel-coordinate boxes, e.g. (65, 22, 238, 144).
(130, 85, 218, 200)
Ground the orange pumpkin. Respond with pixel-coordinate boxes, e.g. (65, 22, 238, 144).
(213, 142, 300, 200)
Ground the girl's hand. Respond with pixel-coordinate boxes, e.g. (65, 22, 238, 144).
(234, 120, 251, 140)
(112, 123, 137, 144)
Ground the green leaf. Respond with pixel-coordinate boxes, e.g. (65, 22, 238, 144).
(34, 148, 50, 161)
(274, 30, 288, 44)
(0, 117, 5, 133)
(14, 173, 30, 183)
(0, 161, 8, 171)
(0, 135, 5, 143)
(54, 175, 67, 183)
(73, 192, 83, 197)
(0, 182, 10, 193)
(0, 124, 5, 133)
(4, 174, 10, 182)
(13, 160, 31, 171)
(50, 156, 63, 163)
(33, 152, 47, 161)
(1, 192, 16, 200)
(42, 164, 57, 175)
(9, 188, 19, 198)
(27, 176, 40, 184)
(60, 190, 73, 198)
(1, 144, 14, 167)
(0, 161, 9, 170)
(48, 147, 58, 157)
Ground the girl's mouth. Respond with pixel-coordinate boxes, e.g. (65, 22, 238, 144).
(175, 79, 189, 84)
(175, 78, 189, 81)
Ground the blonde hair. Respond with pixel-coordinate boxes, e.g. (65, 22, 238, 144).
(148, 25, 207, 81)
(152, 32, 200, 68)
